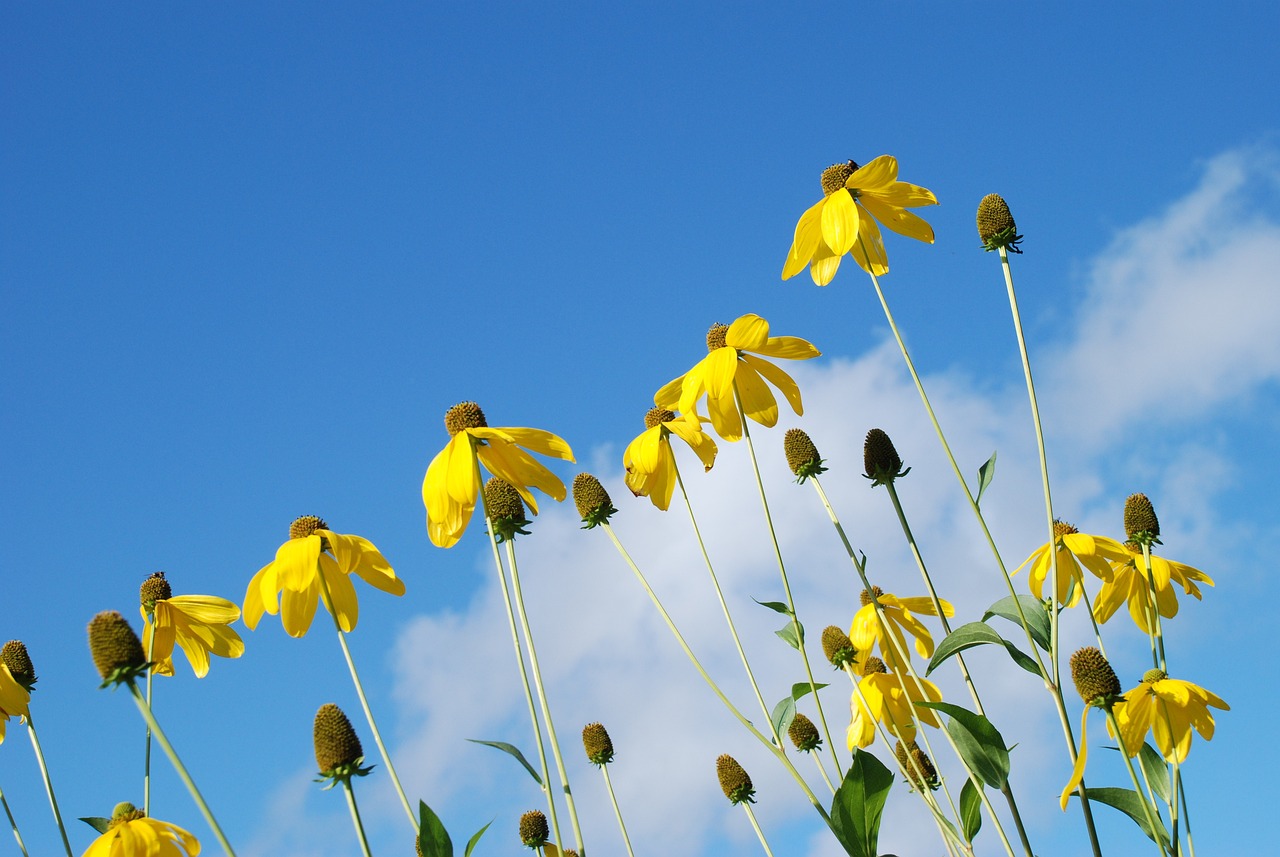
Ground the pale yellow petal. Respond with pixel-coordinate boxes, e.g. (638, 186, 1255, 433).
(472, 426, 575, 463)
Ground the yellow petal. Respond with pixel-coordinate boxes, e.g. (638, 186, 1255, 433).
(166, 595, 241, 624)
(424, 433, 480, 548)
(850, 207, 889, 276)
(751, 335, 820, 361)
(734, 364, 779, 428)
(325, 531, 405, 596)
(320, 553, 359, 632)
(478, 439, 567, 508)
(820, 187, 860, 256)
(653, 373, 685, 409)
(242, 564, 274, 629)
(859, 195, 935, 243)
(743, 353, 803, 417)
(782, 198, 825, 280)
(808, 234, 842, 286)
(868, 180, 937, 208)
(849, 155, 898, 190)
(279, 573, 321, 638)
(665, 419, 717, 471)
(472, 426, 575, 463)
(1060, 706, 1092, 810)
(726, 313, 769, 351)
(274, 536, 320, 594)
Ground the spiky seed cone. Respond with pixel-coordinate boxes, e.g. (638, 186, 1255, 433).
(88, 611, 146, 682)
(1, 640, 36, 690)
(290, 515, 329, 539)
(783, 428, 827, 481)
(895, 740, 940, 791)
(706, 323, 728, 351)
(863, 429, 904, 484)
(788, 713, 822, 752)
(1053, 519, 1079, 538)
(821, 161, 857, 196)
(484, 477, 525, 521)
(518, 810, 549, 848)
(715, 754, 755, 805)
(859, 586, 884, 607)
(573, 473, 617, 528)
(562, 851, 580, 857)
(645, 407, 674, 429)
(976, 194, 1023, 253)
(1124, 493, 1160, 542)
(1070, 647, 1121, 707)
(139, 572, 172, 608)
(862, 656, 888, 675)
(581, 722, 615, 766)
(313, 703, 363, 773)
(444, 401, 487, 435)
(821, 626, 857, 669)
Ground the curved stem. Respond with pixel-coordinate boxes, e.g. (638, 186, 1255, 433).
(599, 765, 636, 857)
(23, 711, 73, 857)
(341, 780, 374, 857)
(1, 785, 31, 857)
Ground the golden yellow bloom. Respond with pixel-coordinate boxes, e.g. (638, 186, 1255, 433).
(81, 807, 200, 857)
(622, 407, 717, 510)
(141, 597, 244, 678)
(1092, 543, 1214, 632)
(850, 588, 953, 671)
(1115, 671, 1228, 764)
(0, 663, 30, 745)
(654, 314, 820, 443)
(244, 517, 405, 638)
(782, 155, 938, 285)
(846, 659, 941, 749)
(1012, 521, 1128, 608)
(423, 402, 575, 548)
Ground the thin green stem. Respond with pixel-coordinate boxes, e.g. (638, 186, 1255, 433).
(674, 461, 776, 740)
(1139, 544, 1169, 672)
(1179, 773, 1196, 857)
(22, 711, 73, 857)
(807, 747, 836, 795)
(599, 765, 635, 857)
(341, 780, 374, 857)
(144, 613, 155, 816)
(735, 387, 841, 777)
(125, 680, 236, 856)
(1, 785, 31, 857)
(504, 540, 584, 856)
(1106, 710, 1169, 856)
(741, 803, 775, 857)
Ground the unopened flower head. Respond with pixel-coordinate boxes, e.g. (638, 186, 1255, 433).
(863, 428, 908, 486)
(784, 428, 827, 482)
(581, 721, 615, 766)
(313, 703, 373, 786)
(1069, 647, 1121, 708)
(1, 641, 36, 691)
(976, 193, 1023, 253)
(895, 740, 940, 791)
(788, 712, 822, 752)
(573, 473, 618, 528)
(484, 477, 532, 542)
(88, 611, 148, 686)
(1123, 493, 1161, 545)
(820, 625, 857, 669)
(518, 810, 549, 848)
(715, 754, 756, 804)
(139, 572, 173, 610)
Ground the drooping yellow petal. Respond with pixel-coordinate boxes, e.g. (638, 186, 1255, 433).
(279, 571, 322, 638)
(319, 553, 359, 632)
(848, 155, 898, 190)
(783, 198, 826, 280)
(627, 425, 664, 473)
(653, 374, 685, 410)
(749, 335, 821, 361)
(165, 595, 241, 624)
(808, 233, 842, 286)
(867, 180, 938, 209)
(665, 419, 717, 471)
(478, 439, 567, 514)
(424, 432, 480, 548)
(820, 188, 860, 257)
(1060, 705, 1092, 810)
(325, 531, 405, 596)
(743, 353, 804, 417)
(472, 426, 575, 463)
(704, 384, 743, 442)
(0, 665, 30, 719)
(243, 564, 274, 629)
(274, 536, 321, 595)
(859, 195, 935, 243)
(734, 362, 780, 428)
(849, 207, 889, 276)
(726, 313, 770, 351)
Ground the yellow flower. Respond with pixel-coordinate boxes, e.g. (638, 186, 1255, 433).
(1092, 543, 1214, 632)
(654, 314, 820, 443)
(82, 806, 199, 857)
(1115, 670, 1228, 763)
(244, 516, 405, 638)
(622, 407, 717, 510)
(423, 402, 575, 548)
(1013, 521, 1128, 608)
(782, 155, 937, 285)
(849, 588, 953, 672)
(0, 663, 30, 745)
(139, 572, 244, 678)
(846, 658, 942, 749)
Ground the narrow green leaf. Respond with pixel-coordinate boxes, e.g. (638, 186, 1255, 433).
(927, 622, 1042, 678)
(463, 821, 492, 857)
(775, 620, 804, 650)
(1080, 787, 1171, 849)
(982, 595, 1052, 653)
(791, 681, 829, 701)
(753, 597, 793, 616)
(828, 749, 894, 857)
(959, 779, 983, 843)
(974, 451, 997, 506)
(771, 696, 797, 741)
(80, 817, 112, 834)
(417, 800, 454, 857)
(1138, 742, 1172, 804)
(466, 739, 542, 785)
(917, 701, 1011, 788)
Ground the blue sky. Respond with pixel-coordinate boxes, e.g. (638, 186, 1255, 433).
(3, 3, 1278, 856)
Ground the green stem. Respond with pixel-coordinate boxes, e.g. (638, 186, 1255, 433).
(145, 612, 155, 816)
(0, 785, 31, 857)
(22, 711, 73, 857)
(741, 803, 775, 857)
(600, 765, 636, 857)
(504, 540, 584, 856)
(735, 386, 841, 777)
(1139, 543, 1169, 672)
(1106, 710, 1169, 856)
(808, 747, 836, 795)
(125, 680, 236, 856)
(341, 780, 375, 857)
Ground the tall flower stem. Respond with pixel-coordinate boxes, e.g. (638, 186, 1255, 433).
(735, 387, 841, 777)
(674, 462, 775, 739)
(0, 785, 31, 857)
(316, 572, 416, 831)
(599, 765, 636, 857)
(22, 711, 73, 857)
(1105, 710, 1169, 857)
(1139, 544, 1169, 672)
(341, 781, 374, 857)
(862, 258, 1103, 857)
(144, 616, 155, 816)
(125, 680, 236, 856)
(503, 540, 584, 856)
(599, 522, 833, 826)
(741, 803, 776, 857)
(807, 749, 836, 795)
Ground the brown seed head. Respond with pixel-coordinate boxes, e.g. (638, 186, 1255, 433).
(976, 194, 1016, 242)
(862, 656, 888, 675)
(484, 477, 525, 521)
(863, 428, 904, 484)
(88, 611, 146, 681)
(581, 722, 615, 766)
(573, 473, 617, 528)
(788, 713, 822, 752)
(783, 428, 825, 481)
(820, 626, 857, 669)
(715, 754, 756, 804)
(859, 586, 884, 607)
(1070, 647, 1122, 706)
(821, 161, 857, 196)
(139, 572, 172, 608)
(1, 641, 36, 690)
(290, 515, 329, 540)
(444, 401, 487, 436)
(645, 407, 675, 429)
(313, 703, 364, 773)
(1124, 493, 1160, 542)
(895, 740, 940, 791)
(706, 323, 729, 352)
(518, 810, 549, 848)
(1053, 519, 1079, 538)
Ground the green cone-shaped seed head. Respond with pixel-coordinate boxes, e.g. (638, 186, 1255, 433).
(1124, 493, 1160, 544)
(788, 712, 822, 752)
(1142, 668, 1168, 685)
(784, 428, 827, 482)
(715, 754, 756, 805)
(445, 401, 487, 435)
(1070, 647, 1122, 707)
(581, 721, 615, 765)
(139, 572, 172, 610)
(313, 703, 364, 774)
(976, 193, 1023, 253)
(88, 611, 147, 685)
(108, 802, 146, 829)
(518, 810, 549, 848)
(863, 429, 907, 485)
(820, 625, 857, 669)
(573, 472, 617, 529)
(1, 640, 36, 691)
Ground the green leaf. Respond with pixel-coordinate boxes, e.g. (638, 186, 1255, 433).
(775, 620, 804, 650)
(771, 695, 797, 741)
(467, 739, 542, 785)
(959, 778, 983, 843)
(927, 622, 1042, 678)
(1138, 742, 1172, 804)
(464, 821, 492, 857)
(828, 749, 894, 857)
(917, 701, 1011, 789)
(80, 817, 112, 834)
(982, 595, 1052, 653)
(792, 681, 829, 701)
(417, 800, 453, 857)
(1080, 787, 1171, 849)
(753, 597, 793, 616)
(974, 451, 997, 506)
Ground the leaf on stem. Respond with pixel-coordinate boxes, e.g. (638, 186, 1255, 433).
(959, 778, 983, 843)
(775, 620, 805, 650)
(466, 739, 542, 785)
(1076, 787, 1171, 849)
(753, 597, 793, 616)
(982, 595, 1052, 653)
(464, 821, 492, 857)
(418, 800, 453, 857)
(791, 681, 829, 701)
(771, 696, 797, 740)
(974, 452, 997, 506)
(829, 749, 893, 857)
(927, 622, 1042, 678)
(916, 701, 1011, 789)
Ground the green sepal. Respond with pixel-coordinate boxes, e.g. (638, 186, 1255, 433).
(315, 756, 375, 788)
(916, 701, 1011, 789)
(80, 817, 112, 834)
(97, 663, 151, 689)
(927, 622, 1042, 678)
(579, 502, 618, 529)
(466, 739, 542, 785)
(487, 515, 532, 543)
(828, 748, 893, 857)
